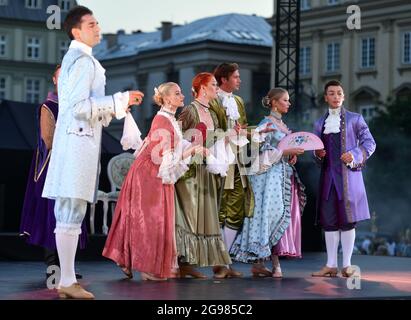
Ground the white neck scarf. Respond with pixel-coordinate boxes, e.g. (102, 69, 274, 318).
(69, 40, 93, 56)
(218, 90, 240, 121)
(323, 106, 342, 134)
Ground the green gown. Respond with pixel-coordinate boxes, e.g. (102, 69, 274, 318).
(175, 101, 231, 267)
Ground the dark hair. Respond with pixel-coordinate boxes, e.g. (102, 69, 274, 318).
(54, 64, 61, 75)
(213, 63, 239, 86)
(63, 6, 93, 40)
(324, 80, 343, 94)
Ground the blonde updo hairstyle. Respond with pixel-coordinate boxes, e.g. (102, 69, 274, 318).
(153, 82, 178, 106)
(261, 87, 288, 109)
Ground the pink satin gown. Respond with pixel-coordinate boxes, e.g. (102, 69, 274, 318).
(103, 114, 180, 278)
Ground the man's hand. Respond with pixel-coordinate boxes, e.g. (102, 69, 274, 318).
(128, 90, 144, 107)
(341, 152, 354, 164)
(315, 149, 326, 158)
(233, 122, 247, 134)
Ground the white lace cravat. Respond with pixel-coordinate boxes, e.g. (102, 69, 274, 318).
(323, 107, 341, 134)
(218, 91, 240, 121)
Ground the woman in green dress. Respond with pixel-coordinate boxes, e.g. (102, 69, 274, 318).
(175, 72, 232, 278)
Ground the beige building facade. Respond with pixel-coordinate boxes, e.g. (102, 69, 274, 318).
(0, 0, 76, 103)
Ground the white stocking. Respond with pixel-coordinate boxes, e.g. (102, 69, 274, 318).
(341, 229, 356, 268)
(325, 231, 340, 268)
(56, 232, 79, 288)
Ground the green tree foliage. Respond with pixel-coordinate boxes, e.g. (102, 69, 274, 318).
(365, 97, 411, 233)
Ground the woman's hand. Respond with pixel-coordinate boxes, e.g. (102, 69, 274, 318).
(193, 145, 210, 157)
(288, 155, 297, 165)
(283, 148, 304, 157)
(183, 145, 209, 159)
(259, 122, 276, 134)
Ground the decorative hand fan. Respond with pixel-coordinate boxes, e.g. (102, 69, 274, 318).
(191, 122, 207, 145)
(277, 132, 324, 151)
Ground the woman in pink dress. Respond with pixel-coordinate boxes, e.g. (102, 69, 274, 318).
(103, 82, 208, 281)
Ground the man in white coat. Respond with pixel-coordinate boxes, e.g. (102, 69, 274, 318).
(43, 6, 144, 299)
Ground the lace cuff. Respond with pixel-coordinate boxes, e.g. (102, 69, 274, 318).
(250, 149, 283, 175)
(252, 123, 270, 143)
(113, 91, 129, 120)
(206, 138, 235, 176)
(157, 140, 191, 184)
(120, 112, 143, 151)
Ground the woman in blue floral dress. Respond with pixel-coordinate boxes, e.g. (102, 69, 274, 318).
(230, 88, 306, 278)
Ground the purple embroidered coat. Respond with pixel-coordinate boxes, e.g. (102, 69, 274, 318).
(313, 107, 376, 223)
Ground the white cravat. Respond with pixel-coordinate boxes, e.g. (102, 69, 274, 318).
(218, 90, 240, 121)
(69, 40, 93, 56)
(323, 106, 341, 134)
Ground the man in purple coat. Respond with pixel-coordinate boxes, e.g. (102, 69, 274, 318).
(312, 80, 376, 277)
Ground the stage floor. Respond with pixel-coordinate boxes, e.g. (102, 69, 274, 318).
(1, 252, 410, 300)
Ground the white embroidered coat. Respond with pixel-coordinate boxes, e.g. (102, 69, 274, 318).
(43, 41, 128, 203)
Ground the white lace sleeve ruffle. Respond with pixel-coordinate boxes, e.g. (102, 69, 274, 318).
(249, 122, 283, 174)
(206, 138, 235, 176)
(250, 148, 283, 175)
(157, 139, 191, 184)
(224, 127, 249, 147)
(252, 123, 269, 143)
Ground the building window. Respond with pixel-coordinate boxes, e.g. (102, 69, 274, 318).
(396, 87, 411, 103)
(300, 0, 311, 11)
(327, 0, 339, 5)
(361, 37, 375, 68)
(0, 77, 6, 100)
(403, 31, 411, 64)
(0, 35, 6, 57)
(25, 0, 41, 9)
(0, 0, 8, 6)
(299, 46, 311, 75)
(58, 0, 71, 11)
(26, 78, 41, 103)
(359, 105, 377, 122)
(59, 40, 70, 60)
(26, 37, 40, 60)
(326, 42, 340, 72)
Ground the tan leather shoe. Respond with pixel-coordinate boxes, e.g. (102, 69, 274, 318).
(179, 265, 207, 279)
(213, 266, 230, 279)
(341, 266, 355, 277)
(312, 266, 338, 277)
(140, 272, 167, 281)
(57, 283, 95, 299)
(251, 264, 272, 277)
(228, 267, 243, 278)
